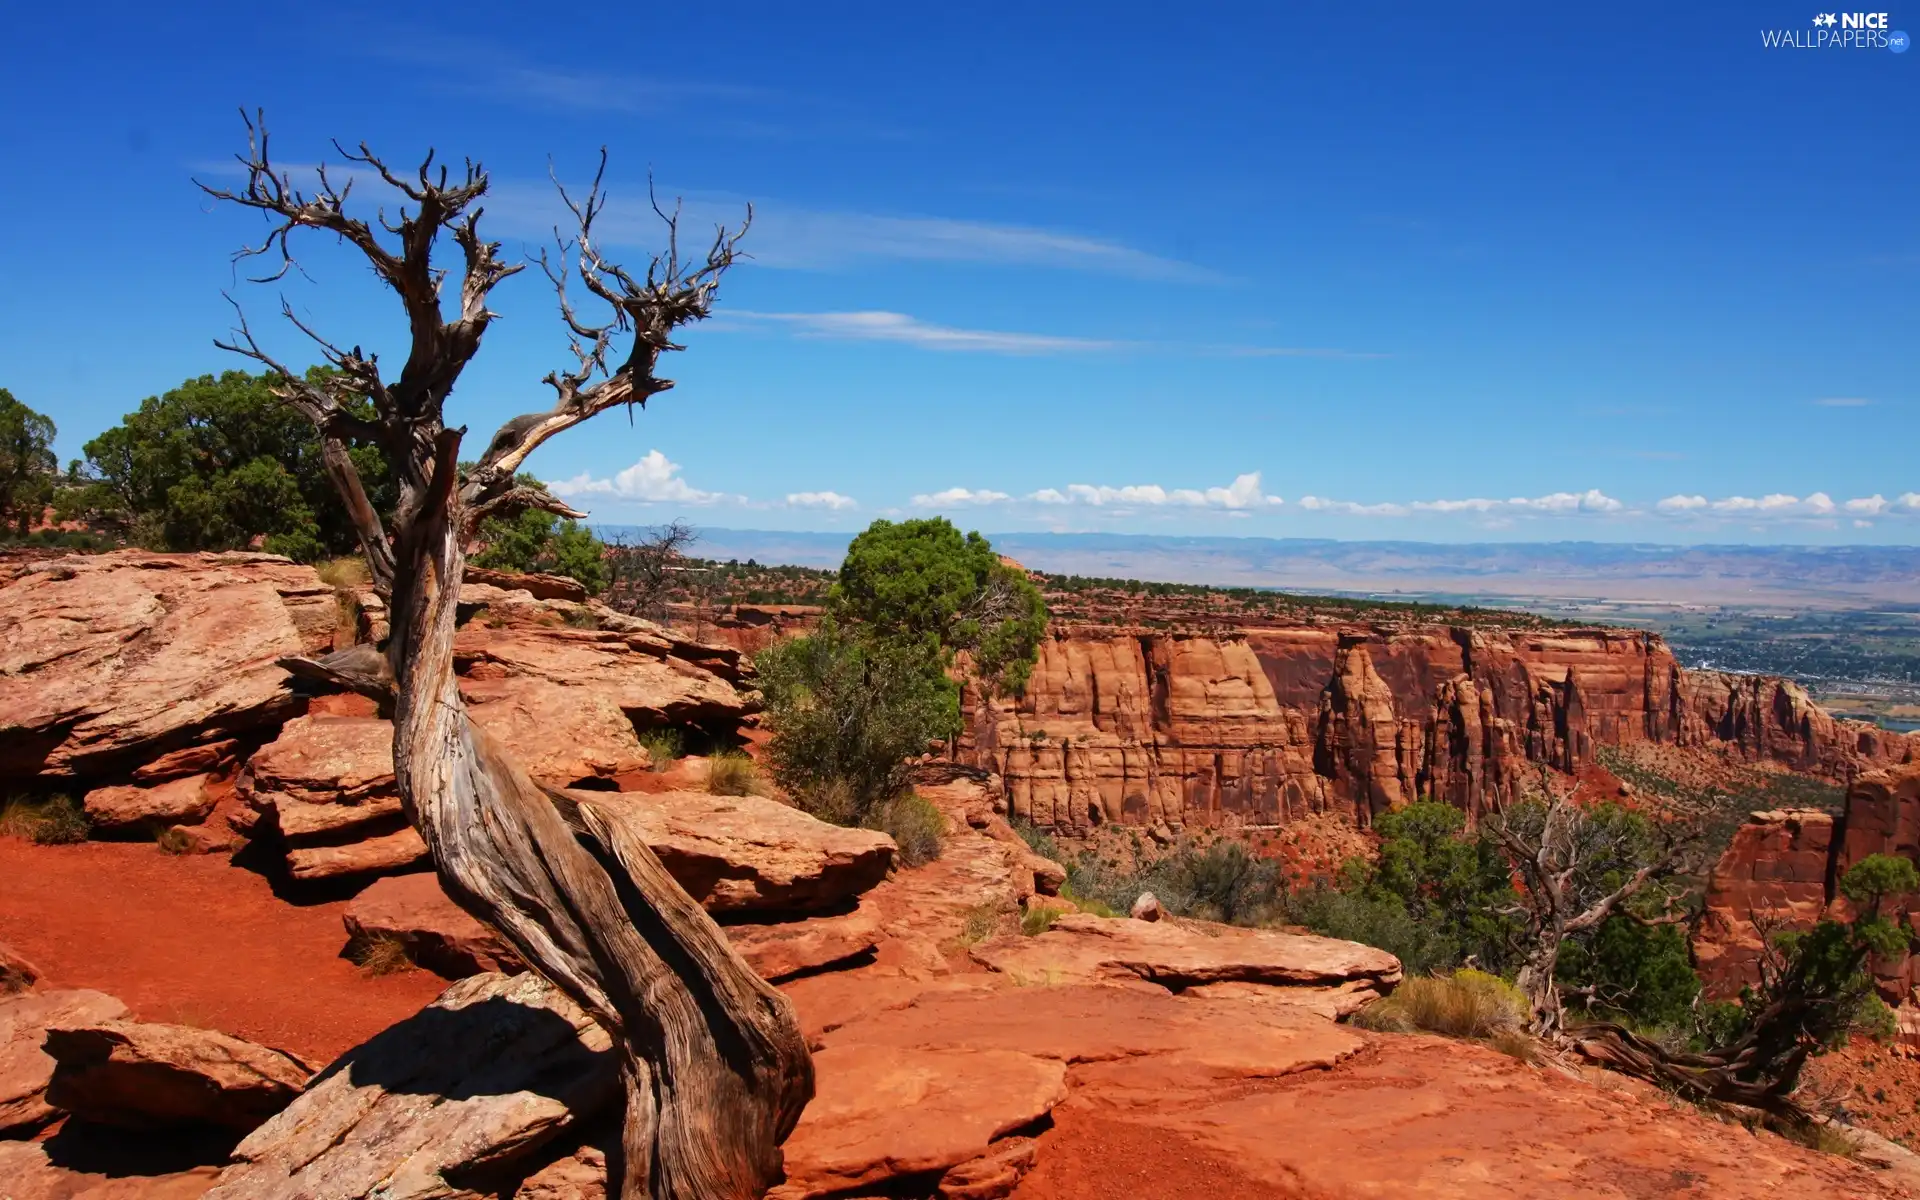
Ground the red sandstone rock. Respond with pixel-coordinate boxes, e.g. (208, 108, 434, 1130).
(768, 1044, 1068, 1199)
(724, 907, 883, 982)
(463, 565, 588, 602)
(133, 738, 242, 784)
(961, 621, 1916, 832)
(44, 1019, 312, 1132)
(0, 552, 335, 782)
(0, 1140, 218, 1200)
(1695, 809, 1836, 997)
(971, 915, 1400, 1015)
(342, 873, 525, 978)
(0, 988, 129, 1135)
(82, 773, 216, 833)
(574, 790, 894, 915)
(207, 972, 617, 1200)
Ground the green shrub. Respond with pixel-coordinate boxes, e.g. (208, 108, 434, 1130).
(869, 792, 945, 867)
(638, 729, 684, 771)
(705, 751, 764, 797)
(757, 624, 958, 826)
(0, 795, 90, 845)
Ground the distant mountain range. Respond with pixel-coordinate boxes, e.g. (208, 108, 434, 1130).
(597, 528, 1920, 608)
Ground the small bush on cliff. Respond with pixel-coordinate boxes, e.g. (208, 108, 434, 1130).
(472, 503, 610, 594)
(831, 517, 1048, 698)
(638, 729, 685, 771)
(756, 624, 960, 825)
(873, 792, 946, 867)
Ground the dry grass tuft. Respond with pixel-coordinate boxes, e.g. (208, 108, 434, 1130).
(705, 751, 765, 797)
(349, 933, 417, 978)
(1021, 906, 1062, 937)
(1353, 969, 1531, 1041)
(868, 792, 945, 868)
(315, 557, 370, 590)
(1, 795, 91, 845)
(955, 903, 1006, 948)
(154, 827, 196, 856)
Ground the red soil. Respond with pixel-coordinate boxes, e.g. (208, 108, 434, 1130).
(1010, 1105, 1300, 1200)
(0, 838, 445, 1064)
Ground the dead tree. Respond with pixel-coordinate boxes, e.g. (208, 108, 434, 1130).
(606, 519, 699, 622)
(1485, 779, 1692, 1037)
(200, 113, 811, 1199)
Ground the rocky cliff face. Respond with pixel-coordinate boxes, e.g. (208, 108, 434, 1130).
(961, 622, 1916, 832)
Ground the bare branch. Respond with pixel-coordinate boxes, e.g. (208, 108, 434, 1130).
(464, 153, 749, 516)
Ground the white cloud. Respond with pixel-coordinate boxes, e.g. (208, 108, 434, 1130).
(1299, 496, 1412, 517)
(784, 490, 858, 510)
(1653, 491, 1920, 522)
(723, 310, 1122, 355)
(1657, 494, 1709, 513)
(550, 450, 732, 505)
(911, 487, 1013, 507)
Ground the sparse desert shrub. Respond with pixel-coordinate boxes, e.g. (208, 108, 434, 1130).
(956, 903, 1005, 947)
(1354, 970, 1530, 1040)
(706, 751, 764, 797)
(869, 792, 945, 867)
(1058, 886, 1119, 919)
(562, 606, 601, 630)
(349, 933, 416, 977)
(0, 794, 90, 845)
(154, 826, 196, 856)
(1021, 906, 1062, 936)
(638, 729, 685, 771)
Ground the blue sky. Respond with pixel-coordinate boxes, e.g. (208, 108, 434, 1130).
(0, 1, 1913, 543)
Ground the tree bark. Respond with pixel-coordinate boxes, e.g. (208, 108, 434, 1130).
(384, 470, 812, 1197)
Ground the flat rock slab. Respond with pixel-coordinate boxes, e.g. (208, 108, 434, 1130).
(0, 552, 333, 781)
(0, 1139, 219, 1200)
(286, 827, 429, 882)
(207, 972, 617, 1200)
(0, 989, 129, 1135)
(769, 1044, 1067, 1200)
(452, 625, 751, 728)
(45, 1020, 312, 1132)
(972, 914, 1400, 1012)
(724, 907, 884, 983)
(343, 874, 525, 978)
(83, 774, 216, 833)
(574, 791, 894, 915)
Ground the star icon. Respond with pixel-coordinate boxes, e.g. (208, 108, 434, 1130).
(1813, 12, 1838, 26)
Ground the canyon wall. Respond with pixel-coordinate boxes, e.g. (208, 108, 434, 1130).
(959, 623, 1917, 832)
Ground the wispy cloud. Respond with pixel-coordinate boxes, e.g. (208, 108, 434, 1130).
(784, 491, 858, 511)
(550, 450, 739, 506)
(1813, 397, 1875, 408)
(715, 309, 1381, 359)
(724, 311, 1123, 355)
(483, 180, 1220, 282)
(1656, 491, 1920, 520)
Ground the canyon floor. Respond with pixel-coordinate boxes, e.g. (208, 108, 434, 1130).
(4, 828, 1914, 1200)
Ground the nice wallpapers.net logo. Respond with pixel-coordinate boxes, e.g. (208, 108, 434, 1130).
(1762, 11, 1911, 49)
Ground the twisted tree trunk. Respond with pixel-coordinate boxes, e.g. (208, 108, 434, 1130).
(386, 479, 811, 1195)
(205, 117, 811, 1197)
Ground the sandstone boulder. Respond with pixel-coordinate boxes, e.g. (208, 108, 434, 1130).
(723, 907, 884, 983)
(1694, 809, 1837, 997)
(454, 624, 753, 730)
(0, 988, 129, 1134)
(0, 552, 334, 782)
(134, 738, 242, 784)
(343, 874, 525, 978)
(1130, 892, 1163, 922)
(287, 828, 429, 882)
(82, 774, 216, 833)
(44, 1020, 312, 1132)
(207, 972, 617, 1200)
(971, 914, 1400, 1015)
(767, 1044, 1067, 1200)
(574, 791, 893, 915)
